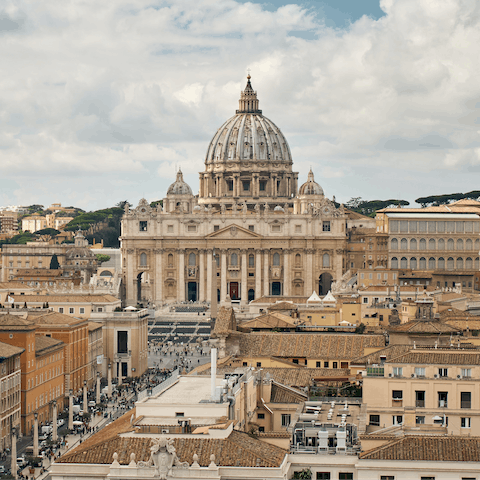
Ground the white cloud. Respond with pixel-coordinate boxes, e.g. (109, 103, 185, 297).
(1, 0, 480, 209)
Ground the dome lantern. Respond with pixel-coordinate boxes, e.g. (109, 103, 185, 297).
(236, 75, 262, 114)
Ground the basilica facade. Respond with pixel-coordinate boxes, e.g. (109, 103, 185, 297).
(121, 76, 347, 306)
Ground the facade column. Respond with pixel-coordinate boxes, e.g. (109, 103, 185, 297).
(263, 250, 270, 296)
(255, 250, 262, 300)
(107, 364, 112, 398)
(199, 249, 206, 302)
(52, 401, 58, 442)
(241, 250, 248, 305)
(155, 248, 163, 303)
(96, 372, 101, 404)
(83, 380, 88, 414)
(178, 249, 185, 301)
(221, 250, 227, 302)
(11, 428, 17, 480)
(206, 249, 213, 304)
(210, 250, 218, 320)
(68, 389, 74, 430)
(33, 412, 39, 457)
(283, 249, 290, 296)
(126, 248, 135, 304)
(306, 249, 314, 295)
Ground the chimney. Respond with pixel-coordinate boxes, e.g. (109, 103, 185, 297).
(211, 348, 217, 401)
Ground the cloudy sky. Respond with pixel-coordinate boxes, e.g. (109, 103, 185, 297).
(1, 0, 480, 211)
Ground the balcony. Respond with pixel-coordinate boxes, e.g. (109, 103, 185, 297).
(366, 367, 384, 377)
(415, 400, 425, 408)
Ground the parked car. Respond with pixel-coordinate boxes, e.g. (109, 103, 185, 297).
(16, 457, 26, 468)
(0, 465, 6, 474)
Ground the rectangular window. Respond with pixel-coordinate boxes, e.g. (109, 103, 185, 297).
(437, 221, 445, 232)
(380, 476, 395, 480)
(392, 390, 403, 400)
(295, 225, 302, 233)
(316, 474, 330, 480)
(322, 221, 331, 232)
(316, 361, 321, 368)
(332, 362, 338, 369)
(213, 225, 219, 231)
(281, 414, 291, 427)
(418, 221, 427, 233)
(461, 417, 471, 428)
(256, 362, 261, 367)
(416, 416, 425, 424)
(258, 426, 265, 432)
(227, 180, 233, 191)
(409, 221, 417, 233)
(415, 367, 426, 377)
(59, 307, 64, 313)
(259, 180, 266, 191)
(80, 307, 85, 314)
(324, 361, 329, 368)
(271, 225, 281, 232)
(415, 391, 425, 408)
(257, 413, 265, 419)
(392, 415, 403, 425)
(461, 392, 471, 409)
(428, 221, 436, 233)
(69, 307, 74, 314)
(369, 415, 380, 426)
(248, 225, 254, 232)
(399, 220, 408, 233)
(393, 367, 402, 377)
(175, 412, 184, 417)
(461, 368, 472, 378)
(438, 392, 448, 408)
(139, 221, 148, 232)
(389, 220, 399, 232)
(167, 225, 174, 233)
(243, 181, 250, 191)
(187, 225, 197, 232)
(338, 474, 353, 480)
(438, 368, 448, 377)
(117, 331, 128, 354)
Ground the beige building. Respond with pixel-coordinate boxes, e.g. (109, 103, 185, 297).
(121, 76, 348, 306)
(376, 199, 480, 291)
(361, 346, 480, 435)
(88, 322, 103, 385)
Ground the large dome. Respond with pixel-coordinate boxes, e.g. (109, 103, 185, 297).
(205, 76, 292, 166)
(299, 169, 324, 196)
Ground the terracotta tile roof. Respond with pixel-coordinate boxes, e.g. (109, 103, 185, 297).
(444, 319, 480, 330)
(58, 429, 286, 467)
(0, 282, 34, 290)
(240, 313, 296, 331)
(269, 382, 307, 403)
(35, 336, 64, 355)
(388, 350, 480, 366)
(0, 341, 24, 358)
(88, 322, 102, 331)
(267, 302, 297, 311)
(388, 320, 461, 334)
(0, 314, 35, 330)
(211, 307, 236, 337)
(15, 269, 63, 277)
(439, 308, 476, 320)
(352, 345, 411, 365)
(360, 435, 480, 461)
(34, 311, 86, 326)
(262, 368, 351, 387)
(251, 296, 308, 305)
(238, 333, 385, 359)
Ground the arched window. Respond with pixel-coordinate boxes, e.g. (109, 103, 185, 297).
(466, 257, 473, 269)
(140, 253, 147, 266)
(419, 257, 426, 269)
(168, 254, 173, 267)
(428, 257, 436, 269)
(188, 253, 196, 266)
(273, 252, 280, 266)
(400, 238, 408, 250)
(410, 257, 417, 269)
(466, 239, 473, 250)
(457, 239, 464, 251)
(391, 257, 398, 269)
(419, 238, 426, 250)
(295, 254, 302, 267)
(323, 253, 330, 268)
(428, 239, 435, 250)
(215, 254, 220, 267)
(438, 238, 445, 250)
(400, 257, 408, 268)
(410, 239, 417, 250)
(231, 253, 238, 266)
(476, 258, 480, 270)
(447, 239, 454, 250)
(438, 257, 445, 269)
(447, 257, 454, 270)
(457, 257, 464, 269)
(249, 254, 254, 267)
(475, 239, 480, 251)
(391, 238, 398, 250)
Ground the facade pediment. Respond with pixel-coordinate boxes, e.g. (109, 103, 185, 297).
(205, 224, 263, 239)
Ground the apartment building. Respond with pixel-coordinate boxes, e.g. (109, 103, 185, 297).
(0, 315, 65, 434)
(362, 346, 480, 435)
(0, 341, 23, 453)
(87, 322, 103, 386)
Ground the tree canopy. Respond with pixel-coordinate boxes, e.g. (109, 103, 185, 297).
(95, 254, 111, 263)
(415, 190, 480, 207)
(345, 198, 410, 217)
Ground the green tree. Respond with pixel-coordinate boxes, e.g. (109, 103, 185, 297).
(50, 254, 60, 269)
(96, 254, 111, 263)
(34, 228, 60, 237)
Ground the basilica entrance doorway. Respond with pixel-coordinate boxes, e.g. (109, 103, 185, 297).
(187, 282, 197, 302)
(229, 282, 239, 300)
(272, 282, 282, 296)
(319, 273, 333, 295)
(248, 289, 255, 302)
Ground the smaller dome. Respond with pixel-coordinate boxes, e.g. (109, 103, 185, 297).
(299, 168, 324, 196)
(274, 205, 284, 212)
(167, 168, 193, 196)
(193, 205, 202, 212)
